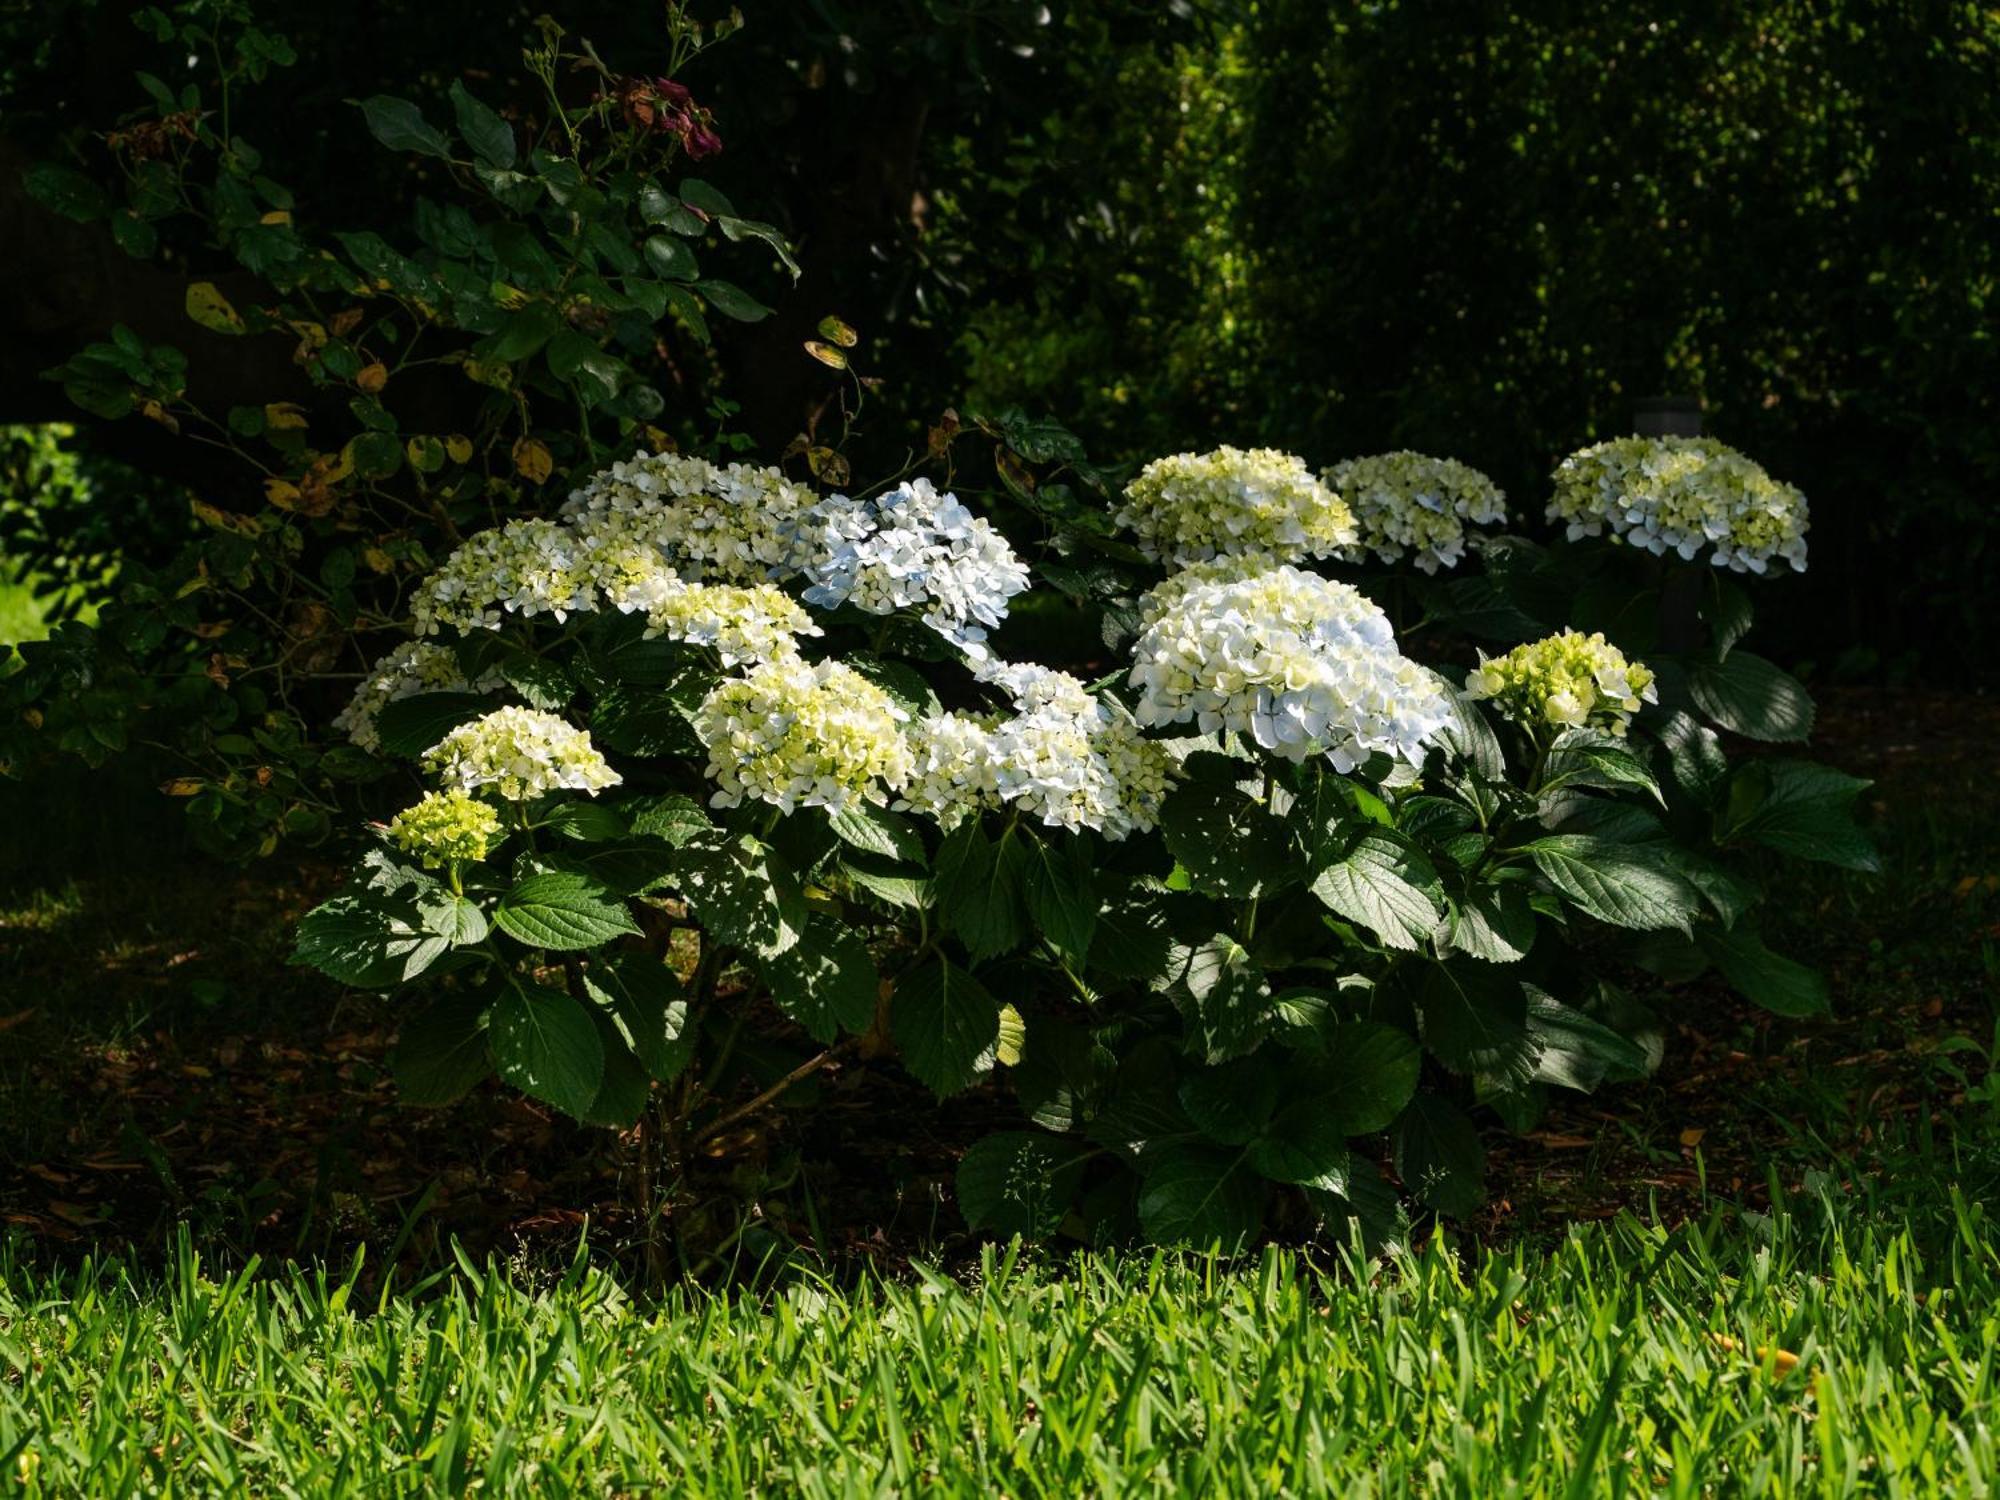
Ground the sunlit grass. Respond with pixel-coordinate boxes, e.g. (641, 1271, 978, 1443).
(4, 1193, 1997, 1496)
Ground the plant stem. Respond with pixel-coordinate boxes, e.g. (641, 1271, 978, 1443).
(692, 1039, 858, 1146)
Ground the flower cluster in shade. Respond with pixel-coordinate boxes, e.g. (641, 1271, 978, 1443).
(334, 641, 507, 753)
(1323, 451, 1508, 574)
(421, 706, 622, 802)
(1548, 436, 1809, 574)
(796, 478, 1031, 658)
(384, 788, 502, 869)
(1463, 629, 1657, 738)
(404, 453, 1029, 662)
(694, 657, 913, 814)
(1114, 447, 1357, 567)
(1127, 563, 1451, 771)
(899, 661, 1176, 840)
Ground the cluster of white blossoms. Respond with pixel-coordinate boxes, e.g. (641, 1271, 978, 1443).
(694, 657, 913, 814)
(1463, 629, 1658, 738)
(1115, 446, 1358, 567)
(1127, 563, 1451, 770)
(411, 518, 597, 635)
(333, 641, 508, 753)
(560, 451, 818, 584)
(795, 478, 1032, 657)
(1324, 451, 1509, 574)
(1548, 436, 1809, 574)
(900, 661, 1175, 839)
(421, 706, 622, 802)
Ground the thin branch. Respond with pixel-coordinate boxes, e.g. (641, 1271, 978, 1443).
(692, 1039, 857, 1146)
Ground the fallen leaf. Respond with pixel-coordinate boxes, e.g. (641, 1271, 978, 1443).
(1679, 1127, 1707, 1148)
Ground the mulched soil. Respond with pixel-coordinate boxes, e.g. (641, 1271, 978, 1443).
(2, 687, 1993, 1282)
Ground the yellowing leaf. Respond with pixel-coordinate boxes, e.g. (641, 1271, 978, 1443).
(463, 359, 513, 390)
(803, 339, 847, 369)
(263, 401, 309, 430)
(160, 777, 205, 797)
(512, 436, 553, 485)
(259, 209, 293, 226)
(816, 314, 860, 348)
(444, 433, 474, 464)
(139, 399, 179, 433)
(355, 361, 389, 394)
(263, 478, 304, 509)
(361, 547, 395, 574)
(189, 499, 258, 536)
(1679, 1127, 1707, 1148)
(995, 1004, 1026, 1067)
(186, 281, 246, 334)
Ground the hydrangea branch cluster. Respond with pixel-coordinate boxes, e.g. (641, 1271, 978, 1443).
(334, 641, 508, 753)
(796, 478, 1031, 657)
(900, 662, 1175, 839)
(1464, 629, 1657, 737)
(694, 657, 913, 814)
(1324, 451, 1508, 574)
(1548, 436, 1809, 574)
(385, 788, 503, 869)
(1115, 446, 1357, 567)
(1128, 563, 1450, 771)
(422, 706, 622, 801)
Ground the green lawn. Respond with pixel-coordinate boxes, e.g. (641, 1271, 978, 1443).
(3, 1193, 1995, 1496)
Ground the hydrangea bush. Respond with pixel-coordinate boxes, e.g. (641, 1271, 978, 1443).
(296, 433, 1872, 1258)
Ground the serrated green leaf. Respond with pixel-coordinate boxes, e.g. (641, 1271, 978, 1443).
(675, 832, 806, 957)
(488, 981, 604, 1119)
(391, 991, 492, 1106)
(891, 958, 1000, 1095)
(1022, 835, 1097, 960)
(1136, 1144, 1263, 1249)
(826, 803, 927, 864)
(448, 80, 515, 169)
(358, 95, 451, 158)
(1698, 924, 1831, 1017)
(583, 954, 693, 1083)
(292, 893, 449, 988)
(934, 821, 1028, 960)
(1393, 1093, 1484, 1217)
(1310, 831, 1441, 951)
(1415, 963, 1536, 1086)
(493, 873, 641, 950)
(374, 693, 496, 759)
(1718, 759, 1879, 872)
(1527, 835, 1704, 932)
(759, 914, 879, 1043)
(1689, 650, 1815, 743)
(1161, 781, 1295, 899)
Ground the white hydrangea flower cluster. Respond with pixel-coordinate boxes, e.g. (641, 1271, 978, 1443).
(694, 657, 913, 814)
(1548, 436, 1809, 574)
(899, 661, 1175, 839)
(795, 478, 1032, 657)
(411, 518, 597, 635)
(1127, 563, 1451, 771)
(560, 450, 818, 584)
(1115, 446, 1358, 567)
(422, 706, 622, 801)
(1324, 451, 1508, 573)
(333, 641, 508, 753)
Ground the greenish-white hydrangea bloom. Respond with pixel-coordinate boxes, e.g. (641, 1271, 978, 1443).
(384, 788, 502, 869)
(422, 706, 622, 801)
(561, 451, 820, 584)
(1128, 563, 1450, 770)
(900, 661, 1175, 839)
(1115, 446, 1357, 567)
(1548, 436, 1809, 574)
(1463, 629, 1657, 737)
(695, 657, 913, 814)
(1324, 451, 1508, 573)
(334, 641, 508, 753)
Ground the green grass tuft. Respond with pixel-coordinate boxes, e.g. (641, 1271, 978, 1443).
(4, 1196, 1998, 1495)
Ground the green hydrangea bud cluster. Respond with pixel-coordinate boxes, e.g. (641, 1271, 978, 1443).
(384, 788, 503, 869)
(1464, 629, 1657, 738)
